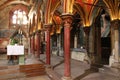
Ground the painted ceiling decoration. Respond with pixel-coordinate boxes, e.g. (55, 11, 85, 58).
(52, 14, 62, 34)
(45, 0, 61, 24)
(62, 0, 74, 13)
(0, 0, 32, 11)
(75, 0, 99, 26)
(103, 0, 120, 20)
(45, 0, 103, 27)
(0, 0, 120, 39)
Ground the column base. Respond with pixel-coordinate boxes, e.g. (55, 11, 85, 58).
(62, 76, 72, 80)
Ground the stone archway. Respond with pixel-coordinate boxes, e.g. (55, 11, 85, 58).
(91, 9, 111, 64)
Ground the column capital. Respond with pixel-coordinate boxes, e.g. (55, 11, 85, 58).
(83, 27, 90, 35)
(44, 23, 52, 27)
(111, 19, 120, 30)
(36, 31, 41, 35)
(31, 33, 35, 36)
(61, 13, 73, 18)
(61, 13, 73, 27)
(44, 23, 52, 31)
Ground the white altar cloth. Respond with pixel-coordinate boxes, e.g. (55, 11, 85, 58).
(7, 45, 24, 55)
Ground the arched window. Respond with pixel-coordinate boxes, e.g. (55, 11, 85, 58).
(9, 5, 28, 45)
(12, 9, 28, 27)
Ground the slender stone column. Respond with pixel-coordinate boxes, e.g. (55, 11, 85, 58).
(57, 34, 61, 55)
(30, 36, 32, 54)
(96, 25, 101, 63)
(57, 34, 59, 55)
(32, 34, 35, 55)
(83, 27, 90, 53)
(61, 14, 73, 80)
(114, 29, 119, 62)
(28, 37, 31, 55)
(74, 35, 77, 48)
(109, 20, 120, 67)
(44, 24, 52, 65)
(36, 31, 41, 59)
(31, 36, 34, 54)
(111, 20, 120, 62)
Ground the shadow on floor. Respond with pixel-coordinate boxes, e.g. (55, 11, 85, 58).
(73, 64, 103, 80)
(52, 59, 64, 69)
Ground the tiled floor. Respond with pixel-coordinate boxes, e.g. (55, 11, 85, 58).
(16, 75, 50, 80)
(40, 54, 120, 80)
(0, 53, 120, 80)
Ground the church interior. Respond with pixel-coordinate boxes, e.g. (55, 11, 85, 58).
(0, 0, 120, 80)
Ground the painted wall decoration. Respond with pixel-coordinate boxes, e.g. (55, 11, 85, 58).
(0, 29, 15, 38)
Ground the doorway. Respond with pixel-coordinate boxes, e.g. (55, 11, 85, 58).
(100, 14, 111, 65)
(93, 12, 111, 65)
(101, 37, 111, 64)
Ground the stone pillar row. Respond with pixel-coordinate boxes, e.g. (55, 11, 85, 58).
(30, 32, 41, 59)
(29, 14, 73, 80)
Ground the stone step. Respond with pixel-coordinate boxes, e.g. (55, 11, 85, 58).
(0, 63, 46, 80)
(20, 63, 46, 77)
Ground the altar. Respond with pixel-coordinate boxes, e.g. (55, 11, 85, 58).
(7, 45, 24, 55)
(7, 45, 25, 65)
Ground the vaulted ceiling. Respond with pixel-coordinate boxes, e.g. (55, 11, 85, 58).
(0, 0, 120, 39)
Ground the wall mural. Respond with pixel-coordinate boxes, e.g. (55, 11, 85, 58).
(0, 29, 15, 38)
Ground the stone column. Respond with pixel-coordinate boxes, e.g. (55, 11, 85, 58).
(44, 24, 52, 65)
(30, 36, 32, 54)
(56, 26, 62, 54)
(57, 34, 59, 55)
(109, 20, 120, 67)
(36, 31, 41, 59)
(83, 27, 90, 53)
(114, 29, 119, 62)
(28, 37, 31, 55)
(61, 14, 73, 80)
(32, 34, 35, 55)
(96, 25, 101, 63)
(74, 35, 77, 48)
(111, 20, 120, 62)
(31, 36, 33, 54)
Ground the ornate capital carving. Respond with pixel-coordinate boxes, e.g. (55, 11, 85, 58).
(111, 19, 120, 30)
(61, 13, 73, 27)
(44, 24, 52, 31)
(83, 27, 90, 35)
